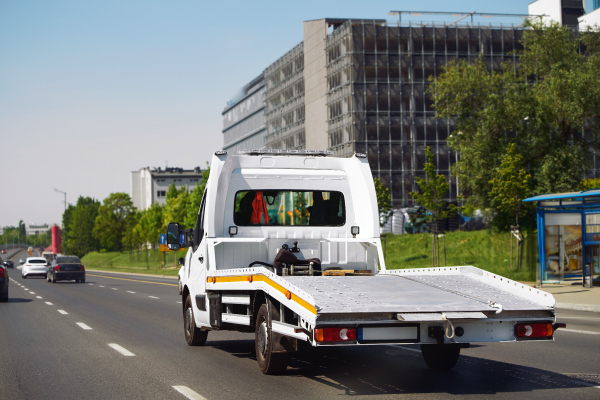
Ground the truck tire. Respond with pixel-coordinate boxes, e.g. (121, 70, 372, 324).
(255, 303, 288, 375)
(420, 344, 461, 371)
(184, 295, 208, 346)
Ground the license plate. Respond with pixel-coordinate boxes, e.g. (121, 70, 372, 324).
(358, 325, 419, 343)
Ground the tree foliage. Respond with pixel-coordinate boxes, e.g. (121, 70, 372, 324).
(488, 144, 533, 230)
(430, 20, 600, 214)
(410, 147, 458, 231)
(63, 197, 101, 257)
(93, 192, 136, 252)
(580, 177, 600, 191)
(374, 178, 392, 227)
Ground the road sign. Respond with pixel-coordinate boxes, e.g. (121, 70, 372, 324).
(159, 234, 166, 245)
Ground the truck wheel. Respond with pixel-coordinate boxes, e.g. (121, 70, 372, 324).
(184, 295, 208, 346)
(255, 304, 288, 375)
(420, 344, 461, 371)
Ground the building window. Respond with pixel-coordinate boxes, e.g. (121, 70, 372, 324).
(157, 191, 166, 197)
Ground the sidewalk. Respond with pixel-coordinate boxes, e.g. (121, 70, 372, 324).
(523, 282, 600, 312)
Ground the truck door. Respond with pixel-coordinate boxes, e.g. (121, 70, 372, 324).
(189, 191, 210, 327)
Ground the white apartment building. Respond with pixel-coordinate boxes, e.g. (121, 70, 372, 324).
(131, 166, 204, 211)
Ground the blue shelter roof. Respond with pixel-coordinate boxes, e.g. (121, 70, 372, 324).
(523, 189, 600, 202)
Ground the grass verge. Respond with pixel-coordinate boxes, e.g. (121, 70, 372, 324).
(383, 230, 538, 282)
(82, 250, 183, 276)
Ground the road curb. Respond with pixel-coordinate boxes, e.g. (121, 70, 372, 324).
(555, 302, 600, 313)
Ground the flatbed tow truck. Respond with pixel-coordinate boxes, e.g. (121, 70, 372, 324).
(166, 149, 565, 374)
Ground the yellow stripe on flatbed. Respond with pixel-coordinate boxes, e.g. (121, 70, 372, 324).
(207, 275, 317, 315)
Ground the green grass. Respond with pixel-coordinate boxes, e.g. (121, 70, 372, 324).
(81, 250, 183, 276)
(383, 230, 538, 282)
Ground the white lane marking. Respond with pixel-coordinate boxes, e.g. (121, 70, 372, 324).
(172, 386, 207, 400)
(112, 288, 118, 290)
(99, 285, 105, 287)
(108, 343, 135, 356)
(45, 302, 53, 305)
(558, 328, 600, 336)
(387, 345, 421, 353)
(29, 292, 35, 294)
(58, 310, 68, 315)
(176, 301, 182, 304)
(556, 316, 600, 321)
(76, 323, 92, 330)
(36, 296, 42, 299)
(88, 283, 93, 285)
(127, 291, 136, 294)
(149, 296, 159, 299)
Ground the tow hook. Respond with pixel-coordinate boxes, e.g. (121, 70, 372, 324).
(428, 326, 445, 344)
(553, 323, 566, 331)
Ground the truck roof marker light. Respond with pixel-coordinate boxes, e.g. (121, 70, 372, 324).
(208, 277, 216, 283)
(285, 291, 292, 300)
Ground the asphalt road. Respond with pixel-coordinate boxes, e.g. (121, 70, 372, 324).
(1, 262, 599, 399)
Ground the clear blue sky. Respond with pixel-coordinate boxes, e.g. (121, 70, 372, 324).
(0, 0, 594, 227)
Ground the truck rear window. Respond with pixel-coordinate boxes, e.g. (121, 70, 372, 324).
(234, 190, 345, 226)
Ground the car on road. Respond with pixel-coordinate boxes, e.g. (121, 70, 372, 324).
(3, 260, 14, 269)
(1, 249, 6, 254)
(21, 257, 49, 279)
(47, 256, 85, 283)
(0, 263, 9, 302)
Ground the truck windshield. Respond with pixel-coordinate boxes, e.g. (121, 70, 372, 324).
(234, 190, 345, 226)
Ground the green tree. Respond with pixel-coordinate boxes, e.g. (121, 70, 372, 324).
(430, 20, 600, 214)
(410, 147, 458, 267)
(135, 203, 165, 248)
(374, 178, 392, 228)
(93, 193, 136, 252)
(580, 177, 600, 191)
(164, 183, 190, 229)
(489, 144, 533, 229)
(64, 197, 101, 257)
(184, 166, 210, 229)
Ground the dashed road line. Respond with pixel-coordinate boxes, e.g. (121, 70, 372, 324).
(149, 296, 159, 299)
(58, 310, 68, 315)
(127, 291, 136, 294)
(176, 301, 182, 304)
(36, 296, 42, 299)
(29, 292, 35, 294)
(558, 328, 600, 336)
(99, 286, 105, 287)
(87, 273, 177, 287)
(172, 386, 207, 400)
(45, 302, 53, 306)
(76, 323, 92, 330)
(112, 288, 118, 290)
(108, 343, 135, 356)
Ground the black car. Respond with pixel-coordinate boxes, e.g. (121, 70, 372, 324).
(0, 263, 8, 302)
(3, 260, 14, 269)
(47, 256, 86, 283)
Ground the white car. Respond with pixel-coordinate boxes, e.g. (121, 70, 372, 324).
(22, 257, 49, 279)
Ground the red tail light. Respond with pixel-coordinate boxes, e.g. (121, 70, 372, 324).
(55, 265, 60, 271)
(80, 265, 85, 271)
(315, 327, 357, 343)
(516, 323, 553, 338)
(0, 268, 4, 278)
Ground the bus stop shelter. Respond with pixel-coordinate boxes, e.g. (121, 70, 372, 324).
(524, 189, 600, 287)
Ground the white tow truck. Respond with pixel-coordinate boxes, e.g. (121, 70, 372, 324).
(167, 149, 565, 375)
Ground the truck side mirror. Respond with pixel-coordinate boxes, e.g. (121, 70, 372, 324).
(167, 222, 181, 251)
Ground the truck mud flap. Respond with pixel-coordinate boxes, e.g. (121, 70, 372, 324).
(209, 293, 221, 328)
(267, 298, 298, 354)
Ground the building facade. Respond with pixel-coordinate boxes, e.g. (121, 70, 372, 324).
(131, 167, 203, 211)
(222, 74, 266, 153)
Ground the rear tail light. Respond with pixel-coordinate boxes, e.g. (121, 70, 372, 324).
(55, 265, 60, 271)
(315, 327, 357, 343)
(516, 323, 553, 338)
(80, 265, 85, 271)
(0, 268, 4, 278)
